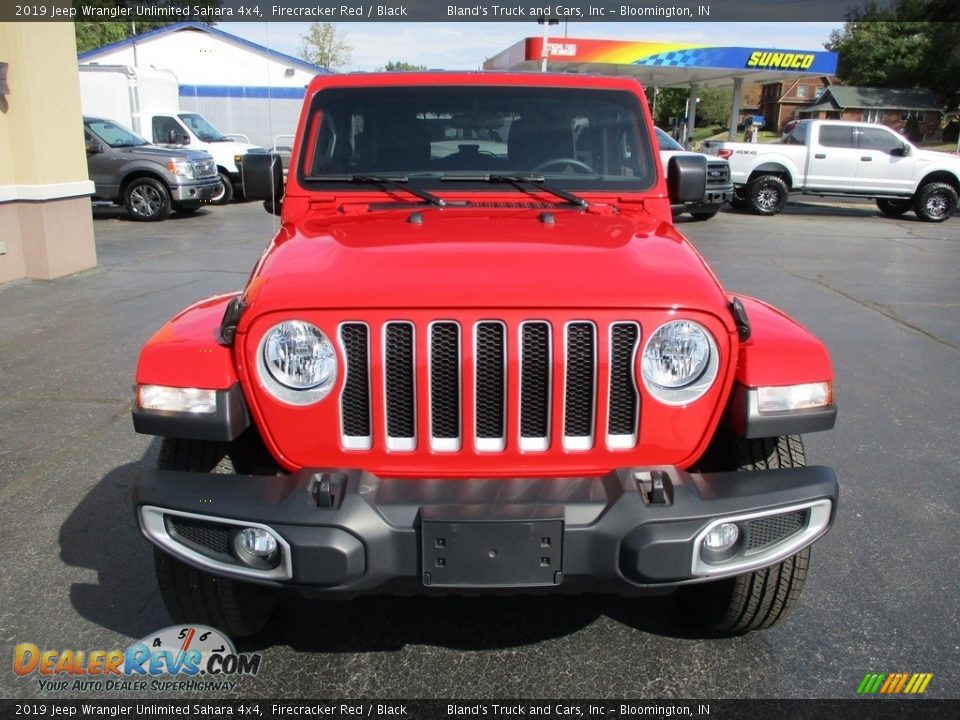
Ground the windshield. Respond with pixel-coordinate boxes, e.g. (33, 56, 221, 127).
(178, 113, 229, 141)
(85, 119, 149, 148)
(298, 86, 656, 193)
(654, 127, 684, 152)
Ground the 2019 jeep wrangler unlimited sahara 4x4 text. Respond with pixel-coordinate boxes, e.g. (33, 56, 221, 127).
(132, 72, 838, 638)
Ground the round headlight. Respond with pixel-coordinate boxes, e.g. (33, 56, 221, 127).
(641, 319, 719, 405)
(258, 320, 337, 404)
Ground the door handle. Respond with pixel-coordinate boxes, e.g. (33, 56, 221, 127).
(814, 153, 826, 159)
(861, 156, 872, 161)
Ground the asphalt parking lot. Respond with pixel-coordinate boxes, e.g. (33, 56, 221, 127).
(0, 199, 957, 700)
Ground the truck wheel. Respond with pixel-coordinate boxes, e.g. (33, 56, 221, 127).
(210, 173, 234, 205)
(152, 437, 279, 638)
(729, 187, 751, 211)
(125, 178, 171, 221)
(747, 175, 788, 215)
(681, 435, 812, 633)
(876, 198, 912, 218)
(913, 182, 958, 223)
(689, 208, 720, 221)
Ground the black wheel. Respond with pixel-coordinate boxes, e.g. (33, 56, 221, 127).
(172, 201, 201, 215)
(681, 435, 812, 633)
(210, 172, 234, 205)
(729, 186, 751, 211)
(124, 177, 171, 221)
(747, 174, 789, 215)
(689, 208, 720, 221)
(876, 198, 912, 218)
(913, 182, 958, 223)
(152, 437, 279, 638)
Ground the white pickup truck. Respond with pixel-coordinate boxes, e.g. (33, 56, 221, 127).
(703, 119, 960, 222)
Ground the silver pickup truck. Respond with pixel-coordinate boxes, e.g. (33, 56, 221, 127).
(703, 119, 960, 222)
(84, 116, 222, 221)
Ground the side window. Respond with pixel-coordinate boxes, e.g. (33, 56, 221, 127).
(818, 125, 853, 148)
(857, 127, 902, 153)
(152, 116, 182, 144)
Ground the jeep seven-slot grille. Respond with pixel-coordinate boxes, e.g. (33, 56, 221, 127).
(339, 319, 642, 452)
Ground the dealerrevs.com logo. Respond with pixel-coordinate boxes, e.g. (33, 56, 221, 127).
(14, 625, 261, 692)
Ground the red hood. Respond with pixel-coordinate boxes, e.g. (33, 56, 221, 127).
(242, 207, 730, 316)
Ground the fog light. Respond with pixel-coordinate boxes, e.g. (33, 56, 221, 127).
(703, 522, 739, 552)
(239, 528, 278, 557)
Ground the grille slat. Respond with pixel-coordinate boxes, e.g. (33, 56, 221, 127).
(384, 322, 416, 449)
(340, 324, 371, 447)
(608, 323, 640, 446)
(520, 322, 551, 448)
(430, 322, 461, 449)
(475, 322, 506, 448)
(563, 322, 596, 448)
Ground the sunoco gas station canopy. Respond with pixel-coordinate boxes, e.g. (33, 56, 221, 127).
(484, 37, 838, 87)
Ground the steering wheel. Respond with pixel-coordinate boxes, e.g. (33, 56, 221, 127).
(532, 158, 596, 174)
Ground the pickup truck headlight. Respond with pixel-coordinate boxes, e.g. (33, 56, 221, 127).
(167, 160, 195, 179)
(257, 320, 337, 404)
(641, 319, 719, 405)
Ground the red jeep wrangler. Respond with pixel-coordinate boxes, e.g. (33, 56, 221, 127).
(132, 72, 838, 637)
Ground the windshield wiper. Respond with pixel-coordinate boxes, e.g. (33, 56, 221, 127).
(441, 173, 588, 209)
(305, 174, 446, 206)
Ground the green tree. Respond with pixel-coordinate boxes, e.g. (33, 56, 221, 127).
(381, 61, 427, 71)
(826, 0, 960, 108)
(645, 87, 688, 128)
(298, 23, 352, 69)
(697, 87, 733, 127)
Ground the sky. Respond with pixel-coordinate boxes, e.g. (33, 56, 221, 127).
(216, 22, 842, 72)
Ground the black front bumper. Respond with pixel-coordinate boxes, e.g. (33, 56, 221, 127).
(135, 465, 837, 595)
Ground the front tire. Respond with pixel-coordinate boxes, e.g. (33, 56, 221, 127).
(913, 182, 958, 223)
(210, 172, 234, 205)
(124, 177, 171, 222)
(747, 174, 789, 215)
(681, 435, 812, 633)
(152, 437, 279, 638)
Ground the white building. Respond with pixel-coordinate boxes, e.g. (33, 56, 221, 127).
(78, 22, 330, 148)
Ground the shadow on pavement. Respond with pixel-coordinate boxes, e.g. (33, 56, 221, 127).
(91, 205, 217, 222)
(59, 441, 171, 639)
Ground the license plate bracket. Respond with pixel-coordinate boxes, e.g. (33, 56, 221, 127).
(421, 519, 563, 587)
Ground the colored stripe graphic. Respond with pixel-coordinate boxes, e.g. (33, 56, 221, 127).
(857, 673, 932, 694)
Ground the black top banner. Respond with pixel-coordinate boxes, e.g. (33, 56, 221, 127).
(2, 0, 906, 23)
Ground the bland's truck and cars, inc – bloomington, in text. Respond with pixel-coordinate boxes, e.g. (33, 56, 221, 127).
(132, 72, 839, 637)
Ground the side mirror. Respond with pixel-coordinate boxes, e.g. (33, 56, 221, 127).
(667, 154, 707, 204)
(242, 152, 284, 215)
(891, 144, 910, 157)
(85, 139, 103, 155)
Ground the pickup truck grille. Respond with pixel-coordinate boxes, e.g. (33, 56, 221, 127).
(338, 318, 641, 454)
(706, 162, 730, 187)
(192, 158, 218, 179)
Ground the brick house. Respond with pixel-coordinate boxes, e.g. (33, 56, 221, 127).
(758, 76, 837, 132)
(796, 86, 943, 139)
